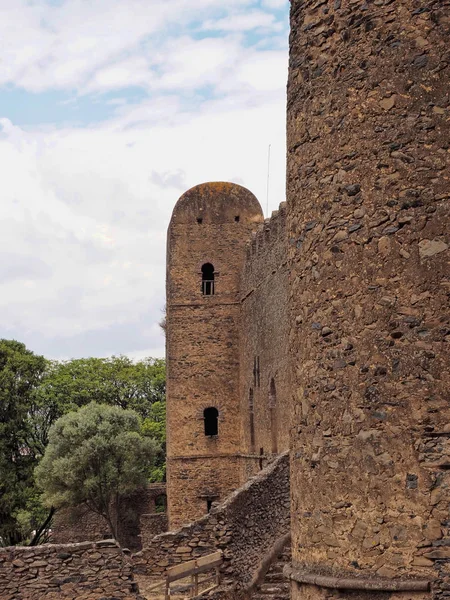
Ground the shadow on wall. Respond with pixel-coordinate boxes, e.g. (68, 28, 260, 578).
(133, 452, 290, 591)
(51, 484, 168, 551)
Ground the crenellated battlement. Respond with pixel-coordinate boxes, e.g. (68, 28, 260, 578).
(245, 201, 287, 263)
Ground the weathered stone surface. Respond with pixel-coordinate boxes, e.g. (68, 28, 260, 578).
(0, 541, 140, 600)
(133, 453, 289, 588)
(418, 239, 448, 259)
(166, 182, 265, 530)
(51, 483, 167, 551)
(286, 1, 450, 599)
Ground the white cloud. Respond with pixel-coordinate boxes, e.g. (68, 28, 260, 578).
(203, 11, 276, 32)
(261, 0, 289, 8)
(0, 0, 288, 359)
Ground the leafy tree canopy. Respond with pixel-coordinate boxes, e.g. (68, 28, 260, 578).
(142, 401, 166, 482)
(0, 340, 166, 546)
(35, 356, 165, 425)
(35, 402, 159, 544)
(0, 339, 47, 546)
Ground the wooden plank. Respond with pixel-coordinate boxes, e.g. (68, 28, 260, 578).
(166, 551, 223, 583)
(195, 584, 218, 596)
(195, 557, 222, 574)
(193, 573, 199, 597)
(166, 559, 197, 582)
(197, 574, 216, 585)
(196, 551, 222, 568)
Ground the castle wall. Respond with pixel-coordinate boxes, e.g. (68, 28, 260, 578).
(0, 540, 140, 600)
(239, 203, 290, 481)
(133, 452, 290, 591)
(166, 182, 264, 529)
(51, 484, 167, 551)
(287, 1, 449, 599)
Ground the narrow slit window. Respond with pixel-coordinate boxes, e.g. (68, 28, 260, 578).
(269, 378, 278, 454)
(206, 499, 213, 513)
(249, 388, 255, 452)
(201, 263, 215, 296)
(204, 407, 218, 436)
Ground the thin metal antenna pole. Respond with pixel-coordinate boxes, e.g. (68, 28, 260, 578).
(266, 144, 271, 217)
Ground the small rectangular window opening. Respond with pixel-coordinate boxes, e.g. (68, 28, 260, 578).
(234, 215, 240, 222)
(204, 407, 219, 436)
(197, 217, 203, 224)
(206, 499, 213, 513)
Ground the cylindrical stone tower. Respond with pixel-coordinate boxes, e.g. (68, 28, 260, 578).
(166, 182, 263, 529)
(287, 1, 449, 599)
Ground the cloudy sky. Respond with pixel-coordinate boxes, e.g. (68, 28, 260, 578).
(0, 0, 289, 360)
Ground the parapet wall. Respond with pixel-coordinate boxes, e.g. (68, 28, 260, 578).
(134, 452, 290, 589)
(239, 204, 290, 479)
(0, 540, 141, 600)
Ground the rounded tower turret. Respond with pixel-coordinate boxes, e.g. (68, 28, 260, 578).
(287, 1, 450, 599)
(166, 182, 263, 529)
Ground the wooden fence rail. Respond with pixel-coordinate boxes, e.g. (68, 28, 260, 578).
(146, 551, 223, 599)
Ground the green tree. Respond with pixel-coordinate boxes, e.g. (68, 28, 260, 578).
(142, 401, 166, 482)
(35, 402, 159, 543)
(35, 356, 165, 420)
(0, 339, 48, 546)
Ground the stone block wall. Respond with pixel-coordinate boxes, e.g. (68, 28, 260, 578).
(0, 540, 141, 600)
(51, 484, 167, 551)
(286, 0, 450, 599)
(134, 452, 290, 589)
(139, 514, 168, 548)
(166, 182, 264, 529)
(239, 202, 290, 480)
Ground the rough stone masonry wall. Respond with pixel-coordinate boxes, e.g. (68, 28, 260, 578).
(0, 540, 141, 600)
(51, 484, 167, 551)
(134, 452, 289, 589)
(287, 1, 449, 599)
(166, 182, 264, 529)
(239, 203, 290, 482)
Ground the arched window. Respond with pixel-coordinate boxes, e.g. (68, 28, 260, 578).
(204, 407, 218, 436)
(249, 388, 255, 453)
(269, 379, 278, 454)
(201, 263, 215, 295)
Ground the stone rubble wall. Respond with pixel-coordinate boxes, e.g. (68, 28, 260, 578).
(133, 452, 290, 589)
(51, 484, 167, 551)
(139, 513, 169, 548)
(0, 540, 142, 600)
(239, 202, 291, 483)
(287, 0, 450, 599)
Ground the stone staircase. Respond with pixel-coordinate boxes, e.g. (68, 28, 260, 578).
(251, 543, 291, 600)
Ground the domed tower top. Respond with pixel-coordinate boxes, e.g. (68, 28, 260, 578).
(167, 182, 263, 305)
(169, 181, 263, 226)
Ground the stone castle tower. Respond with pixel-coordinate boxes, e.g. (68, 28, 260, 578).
(166, 182, 264, 529)
(165, 1, 450, 596)
(287, 1, 450, 598)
